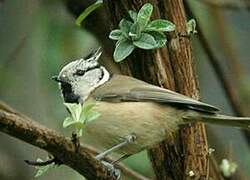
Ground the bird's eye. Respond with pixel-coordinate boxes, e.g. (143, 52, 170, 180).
(75, 69, 85, 76)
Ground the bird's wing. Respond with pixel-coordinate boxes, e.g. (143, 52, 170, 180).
(92, 75, 219, 113)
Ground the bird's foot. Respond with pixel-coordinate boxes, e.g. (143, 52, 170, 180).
(101, 161, 121, 179)
(124, 133, 136, 143)
(95, 133, 136, 161)
(24, 156, 62, 167)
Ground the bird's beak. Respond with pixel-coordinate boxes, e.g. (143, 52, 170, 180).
(52, 75, 60, 82)
(52, 75, 69, 84)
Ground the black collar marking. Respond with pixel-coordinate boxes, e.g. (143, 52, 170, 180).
(61, 66, 105, 103)
(60, 82, 80, 103)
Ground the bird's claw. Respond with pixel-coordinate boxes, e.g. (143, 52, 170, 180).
(101, 161, 121, 179)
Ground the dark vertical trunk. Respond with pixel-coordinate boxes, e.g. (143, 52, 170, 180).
(104, 0, 209, 179)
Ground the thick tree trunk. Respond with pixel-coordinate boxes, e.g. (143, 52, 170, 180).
(104, 0, 209, 179)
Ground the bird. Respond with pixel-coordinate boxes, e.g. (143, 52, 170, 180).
(53, 48, 250, 174)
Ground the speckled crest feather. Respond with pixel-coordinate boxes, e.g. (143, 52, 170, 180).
(59, 47, 102, 77)
(57, 48, 110, 103)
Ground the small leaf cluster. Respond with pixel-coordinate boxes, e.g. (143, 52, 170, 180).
(109, 3, 176, 62)
(63, 103, 100, 137)
(220, 159, 238, 178)
(186, 19, 197, 35)
(34, 158, 55, 178)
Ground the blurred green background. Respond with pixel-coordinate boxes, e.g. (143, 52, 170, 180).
(0, 0, 250, 179)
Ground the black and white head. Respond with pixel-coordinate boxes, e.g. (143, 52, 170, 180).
(53, 48, 110, 103)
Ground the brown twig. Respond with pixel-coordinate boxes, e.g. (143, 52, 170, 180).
(0, 101, 149, 180)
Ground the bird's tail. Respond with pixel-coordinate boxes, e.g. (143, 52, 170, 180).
(183, 114, 250, 130)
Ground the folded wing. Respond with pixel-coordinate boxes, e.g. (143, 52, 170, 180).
(93, 75, 219, 114)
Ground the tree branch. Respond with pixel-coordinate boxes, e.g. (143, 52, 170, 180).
(0, 101, 149, 180)
(162, 1, 209, 179)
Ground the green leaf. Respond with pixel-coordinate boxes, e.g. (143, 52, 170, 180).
(137, 3, 153, 28)
(64, 103, 82, 121)
(74, 122, 85, 129)
(34, 159, 54, 178)
(133, 33, 157, 49)
(186, 19, 197, 35)
(63, 117, 75, 128)
(147, 19, 175, 32)
(114, 39, 135, 62)
(63, 102, 100, 137)
(148, 31, 167, 48)
(63, 103, 76, 115)
(119, 19, 133, 34)
(115, 37, 125, 46)
(83, 103, 97, 114)
(86, 111, 101, 123)
(76, 0, 103, 26)
(78, 115, 86, 124)
(128, 10, 137, 22)
(35, 165, 51, 178)
(75, 104, 83, 121)
(220, 159, 238, 178)
(76, 129, 83, 137)
(109, 29, 123, 40)
(64, 103, 77, 119)
(79, 103, 96, 123)
(129, 22, 141, 40)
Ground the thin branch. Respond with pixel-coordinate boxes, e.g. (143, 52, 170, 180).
(0, 101, 149, 180)
(0, 103, 113, 179)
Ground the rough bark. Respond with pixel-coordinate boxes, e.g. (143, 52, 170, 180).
(104, 0, 209, 179)
(0, 101, 149, 180)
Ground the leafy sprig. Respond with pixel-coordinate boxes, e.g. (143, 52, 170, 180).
(109, 3, 176, 62)
(63, 103, 100, 137)
(32, 103, 100, 178)
(220, 159, 238, 178)
(186, 19, 197, 35)
(34, 158, 55, 178)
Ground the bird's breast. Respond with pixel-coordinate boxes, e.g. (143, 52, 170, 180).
(82, 100, 184, 154)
